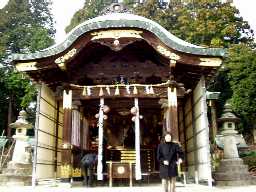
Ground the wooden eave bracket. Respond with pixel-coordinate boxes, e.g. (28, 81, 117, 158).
(199, 57, 222, 67)
(55, 48, 77, 71)
(15, 62, 38, 72)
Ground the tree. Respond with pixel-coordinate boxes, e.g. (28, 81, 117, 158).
(134, 0, 254, 47)
(0, 0, 55, 64)
(65, 0, 113, 33)
(0, 0, 55, 136)
(30, 0, 55, 36)
(225, 44, 256, 140)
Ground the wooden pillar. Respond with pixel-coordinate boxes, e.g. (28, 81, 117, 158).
(167, 87, 179, 141)
(32, 84, 41, 187)
(209, 100, 218, 143)
(191, 95, 199, 184)
(129, 162, 133, 186)
(61, 89, 72, 181)
(80, 107, 84, 152)
(109, 161, 112, 187)
(134, 97, 142, 180)
(71, 105, 80, 147)
(54, 101, 60, 178)
(182, 103, 188, 172)
(71, 104, 81, 178)
(97, 97, 104, 180)
(82, 118, 90, 150)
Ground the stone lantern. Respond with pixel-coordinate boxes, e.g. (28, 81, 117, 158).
(0, 110, 33, 186)
(218, 103, 240, 159)
(9, 110, 33, 164)
(214, 103, 256, 186)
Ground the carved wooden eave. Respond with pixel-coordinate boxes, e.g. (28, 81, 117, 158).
(11, 13, 226, 90)
(12, 13, 225, 61)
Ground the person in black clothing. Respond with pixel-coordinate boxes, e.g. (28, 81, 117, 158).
(81, 152, 97, 187)
(157, 132, 184, 192)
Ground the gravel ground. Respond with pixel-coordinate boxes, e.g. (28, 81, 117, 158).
(0, 183, 256, 192)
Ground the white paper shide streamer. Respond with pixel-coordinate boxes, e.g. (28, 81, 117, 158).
(126, 85, 130, 94)
(87, 86, 91, 96)
(106, 86, 111, 95)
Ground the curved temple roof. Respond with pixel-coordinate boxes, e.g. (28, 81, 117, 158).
(12, 13, 225, 61)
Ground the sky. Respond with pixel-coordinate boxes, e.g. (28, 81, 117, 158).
(0, 0, 256, 44)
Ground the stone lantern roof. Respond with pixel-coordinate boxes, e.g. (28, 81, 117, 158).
(218, 103, 240, 123)
(9, 110, 32, 129)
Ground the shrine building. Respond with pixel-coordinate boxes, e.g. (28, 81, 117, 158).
(12, 3, 225, 186)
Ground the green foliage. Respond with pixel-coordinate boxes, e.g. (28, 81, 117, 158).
(134, 0, 162, 21)
(134, 0, 254, 47)
(65, 0, 113, 33)
(0, 69, 37, 135)
(0, 0, 54, 134)
(0, 0, 54, 61)
(225, 44, 256, 133)
(240, 151, 256, 158)
(29, 0, 55, 36)
(242, 156, 256, 169)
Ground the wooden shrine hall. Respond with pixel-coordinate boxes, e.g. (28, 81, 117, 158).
(12, 3, 225, 186)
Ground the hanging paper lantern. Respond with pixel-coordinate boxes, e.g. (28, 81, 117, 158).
(131, 116, 136, 122)
(133, 86, 138, 94)
(115, 86, 120, 95)
(106, 86, 111, 95)
(95, 113, 99, 118)
(103, 115, 108, 120)
(99, 87, 104, 97)
(130, 106, 137, 115)
(103, 105, 110, 113)
(82, 87, 87, 96)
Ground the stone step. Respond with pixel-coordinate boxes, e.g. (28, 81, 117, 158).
(0, 174, 32, 186)
(0, 175, 8, 185)
(3, 168, 32, 175)
(216, 179, 255, 186)
(219, 159, 244, 166)
(251, 176, 256, 185)
(216, 165, 249, 173)
(7, 162, 31, 169)
(0, 174, 32, 179)
(218, 162, 248, 168)
(214, 172, 252, 181)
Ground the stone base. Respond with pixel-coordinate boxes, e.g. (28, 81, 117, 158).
(0, 175, 32, 186)
(0, 161, 32, 186)
(213, 158, 256, 186)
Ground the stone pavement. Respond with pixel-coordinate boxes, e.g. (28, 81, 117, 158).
(0, 183, 256, 192)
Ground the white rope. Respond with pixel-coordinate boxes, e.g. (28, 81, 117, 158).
(70, 80, 170, 88)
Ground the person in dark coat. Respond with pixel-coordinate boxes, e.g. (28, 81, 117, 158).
(81, 152, 97, 187)
(157, 132, 184, 192)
